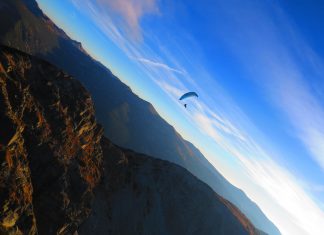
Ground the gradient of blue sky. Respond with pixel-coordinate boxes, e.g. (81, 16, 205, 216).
(36, 1, 324, 234)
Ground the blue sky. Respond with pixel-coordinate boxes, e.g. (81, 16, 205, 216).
(37, 0, 324, 234)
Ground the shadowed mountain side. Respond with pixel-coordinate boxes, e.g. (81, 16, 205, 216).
(79, 137, 262, 235)
(0, 1, 280, 234)
(0, 45, 103, 234)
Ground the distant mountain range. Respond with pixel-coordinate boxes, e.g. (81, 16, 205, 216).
(0, 1, 280, 234)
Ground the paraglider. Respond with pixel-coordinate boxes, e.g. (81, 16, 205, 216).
(179, 91, 198, 108)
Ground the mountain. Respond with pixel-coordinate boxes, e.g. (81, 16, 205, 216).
(0, 45, 262, 235)
(0, 1, 280, 234)
(79, 137, 262, 235)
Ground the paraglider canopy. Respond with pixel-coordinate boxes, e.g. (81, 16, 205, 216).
(179, 92, 198, 100)
(179, 92, 198, 108)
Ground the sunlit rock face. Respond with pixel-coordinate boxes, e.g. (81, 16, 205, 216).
(0, 45, 103, 234)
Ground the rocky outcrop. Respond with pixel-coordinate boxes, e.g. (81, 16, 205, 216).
(0, 45, 103, 234)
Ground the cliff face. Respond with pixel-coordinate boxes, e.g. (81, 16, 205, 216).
(0, 45, 103, 234)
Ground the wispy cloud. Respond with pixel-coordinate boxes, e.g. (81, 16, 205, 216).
(96, 0, 159, 39)
(134, 57, 185, 74)
(190, 101, 324, 235)
(203, 2, 324, 233)
(155, 80, 184, 98)
(216, 1, 324, 172)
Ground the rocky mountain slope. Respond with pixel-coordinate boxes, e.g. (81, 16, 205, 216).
(0, 45, 262, 235)
(0, 45, 103, 234)
(0, 1, 280, 234)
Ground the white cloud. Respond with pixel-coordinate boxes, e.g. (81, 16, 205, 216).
(97, 0, 159, 39)
(216, 0, 324, 174)
(204, 2, 324, 233)
(190, 104, 324, 235)
(155, 80, 184, 98)
(134, 57, 185, 74)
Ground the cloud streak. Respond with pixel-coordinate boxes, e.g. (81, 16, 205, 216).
(190, 102, 324, 235)
(96, 0, 159, 39)
(134, 57, 185, 74)
(216, 1, 324, 172)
